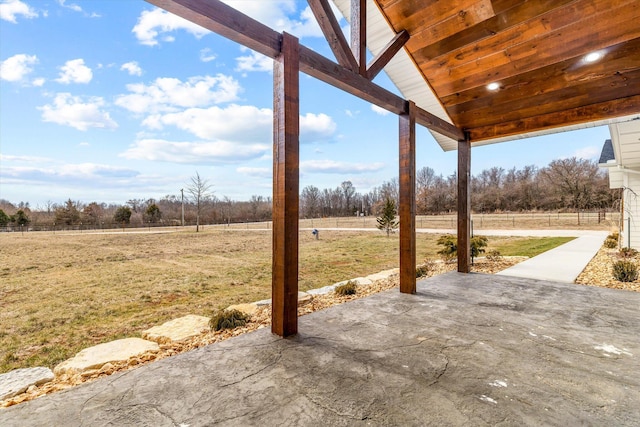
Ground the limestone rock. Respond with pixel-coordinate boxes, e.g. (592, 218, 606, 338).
(0, 367, 54, 400)
(333, 277, 373, 288)
(54, 338, 159, 376)
(365, 268, 399, 282)
(227, 303, 258, 316)
(307, 285, 337, 296)
(142, 315, 210, 344)
(250, 292, 313, 306)
(254, 298, 271, 307)
(298, 291, 313, 306)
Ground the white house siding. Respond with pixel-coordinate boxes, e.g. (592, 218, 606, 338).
(622, 174, 640, 249)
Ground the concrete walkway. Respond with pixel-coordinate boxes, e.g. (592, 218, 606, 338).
(496, 231, 607, 283)
(1, 273, 638, 426)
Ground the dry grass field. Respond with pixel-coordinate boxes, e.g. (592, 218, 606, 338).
(0, 228, 572, 373)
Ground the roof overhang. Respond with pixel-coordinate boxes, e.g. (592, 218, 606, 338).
(333, 0, 640, 151)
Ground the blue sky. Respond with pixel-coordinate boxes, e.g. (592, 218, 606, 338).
(0, 0, 611, 208)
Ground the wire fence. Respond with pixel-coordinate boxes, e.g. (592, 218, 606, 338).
(1, 211, 619, 233)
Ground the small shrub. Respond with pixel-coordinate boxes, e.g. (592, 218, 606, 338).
(612, 260, 638, 282)
(437, 234, 489, 265)
(604, 238, 618, 249)
(470, 235, 489, 263)
(335, 280, 357, 296)
(607, 232, 620, 241)
(416, 258, 437, 277)
(209, 309, 250, 331)
(486, 249, 503, 261)
(618, 247, 638, 259)
(436, 235, 457, 261)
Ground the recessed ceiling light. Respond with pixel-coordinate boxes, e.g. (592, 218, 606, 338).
(486, 82, 500, 91)
(584, 51, 603, 63)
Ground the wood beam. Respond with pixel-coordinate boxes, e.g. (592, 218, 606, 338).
(351, 0, 367, 76)
(468, 94, 640, 142)
(457, 133, 471, 273)
(146, 0, 465, 141)
(308, 0, 358, 72)
(272, 33, 300, 337)
(399, 101, 416, 294)
(367, 30, 409, 80)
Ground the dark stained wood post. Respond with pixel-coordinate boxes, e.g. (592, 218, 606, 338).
(399, 101, 416, 293)
(272, 32, 300, 337)
(457, 132, 471, 273)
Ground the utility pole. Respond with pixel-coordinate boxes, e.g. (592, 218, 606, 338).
(181, 188, 185, 227)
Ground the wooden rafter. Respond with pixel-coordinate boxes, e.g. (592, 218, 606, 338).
(350, 0, 367, 76)
(366, 29, 409, 80)
(308, 0, 358, 72)
(146, 0, 464, 141)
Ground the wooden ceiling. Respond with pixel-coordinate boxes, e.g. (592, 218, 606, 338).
(374, 0, 640, 142)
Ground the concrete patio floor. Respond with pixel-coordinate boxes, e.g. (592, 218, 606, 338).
(2, 272, 639, 426)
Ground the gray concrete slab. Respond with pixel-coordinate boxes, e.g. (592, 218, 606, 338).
(2, 272, 638, 426)
(497, 232, 607, 283)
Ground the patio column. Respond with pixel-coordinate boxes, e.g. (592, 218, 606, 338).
(399, 101, 416, 293)
(272, 32, 300, 337)
(457, 132, 471, 273)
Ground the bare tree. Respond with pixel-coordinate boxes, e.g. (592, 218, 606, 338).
(187, 172, 213, 232)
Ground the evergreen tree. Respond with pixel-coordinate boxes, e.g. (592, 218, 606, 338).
(0, 209, 9, 227)
(144, 203, 162, 223)
(113, 206, 132, 224)
(12, 209, 30, 227)
(376, 198, 398, 237)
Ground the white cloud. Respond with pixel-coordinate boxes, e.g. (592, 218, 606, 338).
(39, 93, 118, 131)
(237, 167, 271, 178)
(236, 50, 272, 73)
(32, 77, 45, 86)
(0, 154, 52, 163)
(0, 53, 37, 82)
(115, 75, 240, 114)
(574, 146, 600, 160)
(55, 59, 92, 84)
(1, 156, 138, 183)
(120, 139, 269, 164)
(371, 105, 390, 116)
(132, 8, 209, 46)
(200, 48, 216, 63)
(0, 0, 38, 23)
(300, 113, 337, 142)
(120, 61, 143, 76)
(57, 0, 81, 12)
(147, 104, 272, 141)
(301, 160, 385, 174)
(145, 105, 336, 144)
(222, 1, 321, 38)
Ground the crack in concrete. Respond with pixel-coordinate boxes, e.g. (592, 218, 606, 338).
(219, 351, 283, 388)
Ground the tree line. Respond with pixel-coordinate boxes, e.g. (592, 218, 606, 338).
(0, 157, 618, 230)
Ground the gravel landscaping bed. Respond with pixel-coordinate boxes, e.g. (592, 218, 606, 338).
(576, 246, 640, 292)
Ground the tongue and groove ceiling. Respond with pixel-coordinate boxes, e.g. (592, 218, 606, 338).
(334, 0, 640, 150)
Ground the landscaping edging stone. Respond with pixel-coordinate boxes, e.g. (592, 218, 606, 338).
(0, 368, 54, 401)
(142, 314, 211, 344)
(53, 338, 160, 376)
